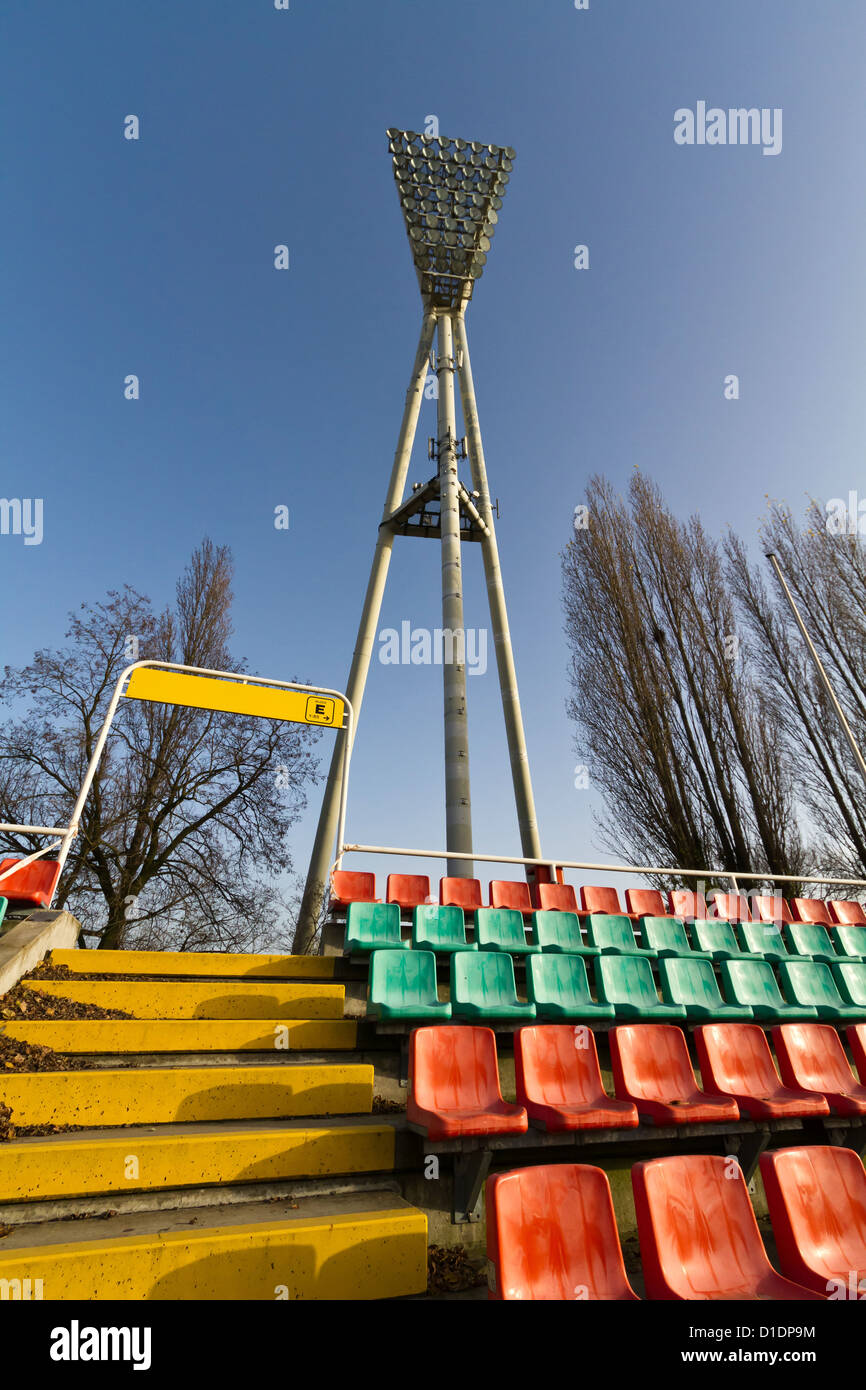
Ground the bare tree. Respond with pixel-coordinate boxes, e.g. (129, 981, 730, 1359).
(562, 473, 804, 888)
(0, 541, 320, 950)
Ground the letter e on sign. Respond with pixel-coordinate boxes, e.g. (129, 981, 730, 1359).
(305, 696, 337, 726)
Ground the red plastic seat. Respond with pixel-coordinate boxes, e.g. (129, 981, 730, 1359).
(829, 900, 866, 926)
(625, 888, 668, 917)
(710, 891, 751, 923)
(385, 874, 431, 909)
(328, 870, 378, 908)
(667, 889, 706, 921)
(753, 894, 792, 924)
(486, 1164, 639, 1301)
(407, 1025, 527, 1139)
(791, 897, 833, 927)
(0, 858, 61, 909)
(514, 1025, 638, 1133)
(761, 1147, 866, 1298)
(772, 1023, 866, 1117)
(439, 877, 483, 912)
(537, 882, 579, 913)
(581, 885, 631, 917)
(489, 880, 532, 915)
(848, 1023, 866, 1081)
(609, 1024, 738, 1125)
(632, 1154, 823, 1300)
(694, 1023, 830, 1119)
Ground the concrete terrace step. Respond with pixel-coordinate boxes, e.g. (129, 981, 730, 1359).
(3, 1018, 358, 1053)
(50, 948, 338, 980)
(22, 978, 346, 1019)
(0, 1190, 428, 1300)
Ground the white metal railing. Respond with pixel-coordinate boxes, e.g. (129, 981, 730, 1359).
(0, 661, 354, 911)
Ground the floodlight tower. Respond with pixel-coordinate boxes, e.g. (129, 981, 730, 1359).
(295, 129, 542, 949)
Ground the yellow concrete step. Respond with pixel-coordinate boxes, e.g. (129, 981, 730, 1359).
(0, 1192, 427, 1300)
(50, 948, 336, 979)
(2, 1018, 358, 1053)
(0, 1062, 372, 1127)
(0, 1118, 395, 1201)
(22, 978, 345, 1019)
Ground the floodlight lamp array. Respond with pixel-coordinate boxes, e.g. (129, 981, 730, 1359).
(387, 128, 514, 307)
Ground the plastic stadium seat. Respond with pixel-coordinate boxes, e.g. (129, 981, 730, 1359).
(695, 1023, 830, 1119)
(439, 877, 483, 912)
(753, 894, 792, 924)
(771, 1023, 866, 1116)
(531, 911, 598, 956)
(329, 870, 378, 908)
(761, 1147, 866, 1298)
(710, 891, 751, 923)
(386, 874, 431, 909)
(0, 858, 61, 909)
(719, 959, 817, 1021)
(0, 898, 6, 930)
(412, 904, 476, 954)
(833, 962, 866, 1011)
(581, 885, 627, 917)
(848, 1024, 866, 1081)
(486, 1164, 640, 1301)
(829, 900, 866, 926)
(514, 1025, 637, 1131)
(833, 925, 866, 960)
(344, 901, 404, 953)
(641, 917, 712, 960)
(737, 921, 791, 962)
(450, 952, 536, 1021)
(784, 921, 858, 964)
(791, 897, 833, 927)
(632, 1154, 823, 1301)
(610, 1024, 739, 1124)
(595, 956, 687, 1021)
(367, 950, 452, 1021)
(668, 889, 706, 921)
(475, 907, 538, 955)
(408, 1026, 527, 1138)
(537, 882, 579, 913)
(585, 915, 657, 958)
(691, 919, 763, 962)
(658, 957, 753, 1021)
(489, 880, 533, 915)
(625, 888, 668, 917)
(776, 960, 865, 1022)
(527, 954, 615, 1022)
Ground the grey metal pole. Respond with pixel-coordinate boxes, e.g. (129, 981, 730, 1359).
(454, 311, 542, 862)
(766, 549, 866, 790)
(437, 312, 474, 876)
(294, 310, 438, 950)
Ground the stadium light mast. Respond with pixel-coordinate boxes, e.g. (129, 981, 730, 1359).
(295, 129, 542, 949)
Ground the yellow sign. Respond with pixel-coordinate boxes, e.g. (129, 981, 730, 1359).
(124, 669, 345, 728)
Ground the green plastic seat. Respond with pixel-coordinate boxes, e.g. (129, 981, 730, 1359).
(737, 922, 790, 962)
(641, 917, 712, 961)
(691, 919, 764, 961)
(531, 910, 598, 956)
(719, 959, 817, 1021)
(526, 953, 615, 1021)
(367, 949, 452, 1020)
(658, 956, 753, 1021)
(586, 914, 658, 958)
(833, 926, 866, 961)
(0, 897, 6, 930)
(777, 960, 865, 1022)
(831, 961, 866, 1008)
(783, 921, 859, 964)
(451, 952, 536, 1020)
(594, 955, 686, 1021)
(475, 907, 539, 955)
(412, 904, 476, 953)
(345, 901, 405, 953)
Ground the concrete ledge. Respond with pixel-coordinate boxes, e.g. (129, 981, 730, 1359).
(0, 910, 81, 997)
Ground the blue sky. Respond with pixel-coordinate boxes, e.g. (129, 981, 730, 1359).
(3, 1, 865, 903)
